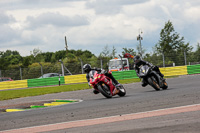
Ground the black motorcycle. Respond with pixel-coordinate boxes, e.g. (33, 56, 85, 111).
(138, 65, 168, 91)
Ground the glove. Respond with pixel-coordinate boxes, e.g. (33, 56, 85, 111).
(136, 73, 141, 78)
(151, 66, 155, 69)
(101, 69, 106, 74)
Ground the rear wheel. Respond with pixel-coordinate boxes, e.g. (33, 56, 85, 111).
(147, 76, 160, 91)
(117, 85, 126, 97)
(97, 84, 112, 98)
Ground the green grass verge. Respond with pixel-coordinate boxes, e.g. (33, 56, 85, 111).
(0, 83, 89, 101)
(118, 78, 141, 84)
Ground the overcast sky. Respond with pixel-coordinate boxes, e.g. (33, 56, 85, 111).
(0, 0, 200, 56)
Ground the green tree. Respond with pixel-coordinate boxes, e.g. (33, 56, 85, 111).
(0, 58, 9, 69)
(44, 52, 54, 62)
(22, 56, 32, 67)
(175, 43, 193, 65)
(0, 50, 22, 65)
(31, 48, 42, 57)
(50, 54, 56, 63)
(34, 53, 45, 63)
(67, 53, 76, 59)
(190, 43, 200, 63)
(122, 48, 136, 56)
(111, 46, 117, 58)
(143, 53, 163, 67)
(155, 20, 193, 65)
(79, 50, 94, 59)
(195, 43, 200, 61)
(100, 45, 110, 57)
(55, 50, 66, 60)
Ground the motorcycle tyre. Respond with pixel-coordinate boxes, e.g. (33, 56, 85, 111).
(117, 85, 126, 97)
(162, 80, 168, 90)
(147, 77, 160, 91)
(97, 84, 112, 98)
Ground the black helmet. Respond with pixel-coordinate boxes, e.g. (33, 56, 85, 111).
(134, 55, 141, 64)
(83, 64, 91, 73)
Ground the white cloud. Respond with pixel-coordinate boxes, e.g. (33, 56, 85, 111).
(26, 12, 89, 29)
(0, 0, 200, 56)
(184, 6, 200, 22)
(86, 0, 149, 14)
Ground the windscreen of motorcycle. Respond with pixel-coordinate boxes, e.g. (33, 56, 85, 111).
(139, 65, 150, 77)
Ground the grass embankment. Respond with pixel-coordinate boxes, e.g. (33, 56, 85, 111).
(0, 78, 141, 101)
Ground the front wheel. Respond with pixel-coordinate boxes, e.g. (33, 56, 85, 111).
(117, 85, 126, 97)
(162, 80, 168, 90)
(147, 77, 160, 91)
(97, 84, 112, 98)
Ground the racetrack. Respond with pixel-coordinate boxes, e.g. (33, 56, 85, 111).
(0, 74, 200, 132)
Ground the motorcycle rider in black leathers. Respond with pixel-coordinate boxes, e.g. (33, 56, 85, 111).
(83, 64, 120, 94)
(133, 55, 164, 87)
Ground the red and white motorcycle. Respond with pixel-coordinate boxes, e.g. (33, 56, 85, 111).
(89, 70, 126, 98)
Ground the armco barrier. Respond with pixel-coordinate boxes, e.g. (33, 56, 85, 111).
(112, 70, 138, 80)
(1, 64, 200, 90)
(64, 74, 87, 84)
(0, 80, 28, 90)
(187, 64, 200, 75)
(113, 66, 189, 80)
(27, 76, 65, 88)
(160, 66, 188, 76)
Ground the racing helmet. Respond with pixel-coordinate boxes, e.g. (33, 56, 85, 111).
(134, 55, 141, 64)
(83, 64, 91, 73)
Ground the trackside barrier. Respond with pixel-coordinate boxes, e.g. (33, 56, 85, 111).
(187, 64, 200, 74)
(64, 74, 87, 84)
(27, 77, 65, 88)
(112, 65, 195, 80)
(160, 66, 188, 77)
(0, 80, 28, 90)
(112, 70, 138, 80)
(0, 64, 200, 90)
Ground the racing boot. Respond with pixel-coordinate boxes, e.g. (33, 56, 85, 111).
(115, 83, 121, 89)
(154, 66, 164, 78)
(158, 73, 165, 81)
(159, 73, 164, 78)
(141, 78, 148, 87)
(112, 79, 121, 89)
(107, 74, 121, 88)
(93, 89, 99, 94)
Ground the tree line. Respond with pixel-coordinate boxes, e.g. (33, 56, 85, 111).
(0, 20, 200, 79)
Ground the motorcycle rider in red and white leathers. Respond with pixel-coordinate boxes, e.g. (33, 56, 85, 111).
(83, 64, 120, 94)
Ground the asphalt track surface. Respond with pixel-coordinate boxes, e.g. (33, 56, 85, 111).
(0, 74, 200, 132)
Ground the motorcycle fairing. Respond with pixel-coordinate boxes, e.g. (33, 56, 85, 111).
(89, 70, 116, 96)
(138, 65, 164, 87)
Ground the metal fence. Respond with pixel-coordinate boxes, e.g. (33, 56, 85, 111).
(144, 52, 200, 67)
(0, 58, 110, 80)
(0, 53, 199, 80)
